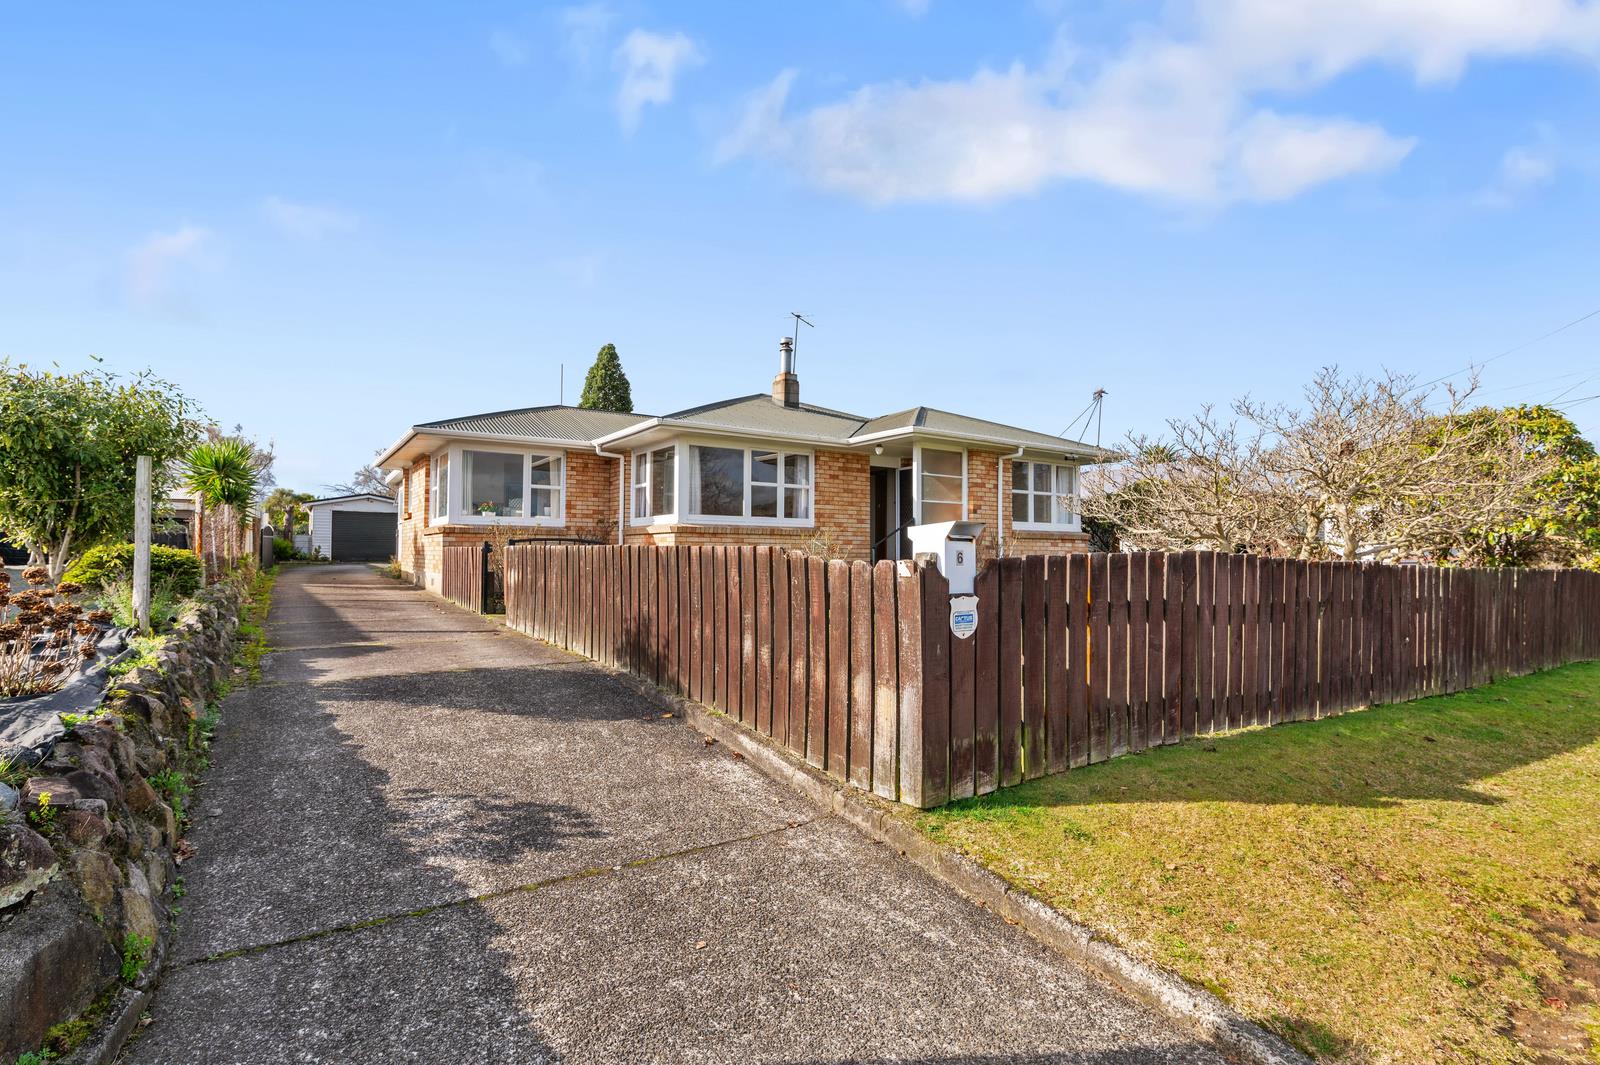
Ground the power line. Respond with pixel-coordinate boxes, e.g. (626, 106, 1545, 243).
(1412, 303, 1600, 393)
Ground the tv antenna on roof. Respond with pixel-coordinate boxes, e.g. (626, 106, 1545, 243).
(789, 312, 814, 370)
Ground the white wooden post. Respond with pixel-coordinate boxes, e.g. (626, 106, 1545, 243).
(133, 455, 152, 634)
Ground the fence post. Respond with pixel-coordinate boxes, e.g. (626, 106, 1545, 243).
(132, 455, 152, 634)
(480, 541, 493, 614)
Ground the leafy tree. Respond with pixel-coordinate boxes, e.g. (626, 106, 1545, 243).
(0, 361, 201, 577)
(185, 436, 259, 571)
(578, 343, 633, 413)
(263, 487, 314, 538)
(1462, 404, 1600, 569)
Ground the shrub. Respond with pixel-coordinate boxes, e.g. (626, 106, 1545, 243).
(271, 537, 299, 561)
(64, 543, 202, 598)
(94, 577, 185, 632)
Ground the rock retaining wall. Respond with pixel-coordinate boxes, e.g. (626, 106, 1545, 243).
(0, 574, 249, 1063)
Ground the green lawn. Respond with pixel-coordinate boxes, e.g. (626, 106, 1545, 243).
(916, 661, 1600, 1064)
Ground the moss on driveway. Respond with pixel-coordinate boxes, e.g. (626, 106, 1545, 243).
(915, 660, 1600, 1063)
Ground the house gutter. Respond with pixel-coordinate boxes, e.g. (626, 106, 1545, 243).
(593, 442, 626, 545)
(997, 446, 1025, 557)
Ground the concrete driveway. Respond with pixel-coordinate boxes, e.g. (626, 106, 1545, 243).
(122, 564, 1225, 1065)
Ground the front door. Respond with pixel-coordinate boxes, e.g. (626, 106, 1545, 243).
(869, 466, 917, 562)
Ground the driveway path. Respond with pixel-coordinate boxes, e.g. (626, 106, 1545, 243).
(124, 564, 1224, 1065)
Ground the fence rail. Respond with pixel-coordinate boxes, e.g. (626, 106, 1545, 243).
(501, 543, 1600, 808)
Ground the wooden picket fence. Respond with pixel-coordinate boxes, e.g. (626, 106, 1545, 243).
(501, 543, 1600, 808)
(441, 543, 487, 613)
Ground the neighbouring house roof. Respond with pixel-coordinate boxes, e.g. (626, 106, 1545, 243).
(379, 395, 1113, 469)
(305, 493, 397, 509)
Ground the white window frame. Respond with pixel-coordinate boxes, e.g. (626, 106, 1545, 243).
(430, 454, 449, 523)
(912, 444, 968, 525)
(430, 444, 566, 527)
(682, 439, 816, 528)
(1011, 460, 1081, 532)
(631, 445, 678, 526)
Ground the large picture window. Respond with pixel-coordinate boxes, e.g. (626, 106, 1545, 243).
(632, 446, 675, 521)
(918, 447, 964, 523)
(462, 450, 524, 518)
(692, 446, 745, 517)
(687, 444, 814, 523)
(1012, 461, 1078, 528)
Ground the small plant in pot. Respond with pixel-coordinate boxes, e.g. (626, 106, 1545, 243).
(0, 567, 105, 698)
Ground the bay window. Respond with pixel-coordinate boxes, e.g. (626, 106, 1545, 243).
(1012, 461, 1078, 529)
(632, 446, 675, 521)
(426, 446, 564, 525)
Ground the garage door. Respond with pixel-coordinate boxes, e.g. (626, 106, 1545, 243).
(330, 510, 396, 562)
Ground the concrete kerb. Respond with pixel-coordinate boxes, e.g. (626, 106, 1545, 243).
(486, 611, 1311, 1065)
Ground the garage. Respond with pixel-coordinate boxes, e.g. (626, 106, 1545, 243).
(304, 493, 398, 562)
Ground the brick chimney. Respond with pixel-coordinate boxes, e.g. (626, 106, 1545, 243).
(772, 336, 799, 407)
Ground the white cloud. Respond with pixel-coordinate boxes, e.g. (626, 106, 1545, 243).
(1478, 144, 1558, 207)
(262, 196, 357, 240)
(561, 3, 616, 70)
(489, 28, 529, 68)
(613, 29, 704, 133)
(719, 0, 1600, 206)
(123, 224, 214, 310)
(895, 0, 931, 15)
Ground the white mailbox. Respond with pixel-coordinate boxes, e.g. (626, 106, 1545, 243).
(906, 520, 985, 597)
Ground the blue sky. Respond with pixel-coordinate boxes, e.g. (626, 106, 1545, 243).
(2, 2, 1598, 492)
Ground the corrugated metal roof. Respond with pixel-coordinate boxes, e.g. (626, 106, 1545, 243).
(852, 407, 1100, 454)
(416, 405, 651, 440)
(661, 394, 869, 439)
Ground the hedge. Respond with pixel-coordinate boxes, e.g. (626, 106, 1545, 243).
(64, 542, 204, 597)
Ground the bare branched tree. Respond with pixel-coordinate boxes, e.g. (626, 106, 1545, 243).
(1085, 367, 1559, 562)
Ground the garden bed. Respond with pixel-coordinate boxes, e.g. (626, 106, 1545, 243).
(915, 661, 1600, 1063)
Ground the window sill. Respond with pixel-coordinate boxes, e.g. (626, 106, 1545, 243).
(632, 516, 816, 531)
(424, 519, 566, 535)
(1011, 524, 1084, 536)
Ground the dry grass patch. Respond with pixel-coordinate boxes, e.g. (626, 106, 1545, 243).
(915, 661, 1600, 1063)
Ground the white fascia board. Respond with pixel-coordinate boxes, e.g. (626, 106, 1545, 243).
(377, 427, 593, 469)
(847, 425, 1113, 462)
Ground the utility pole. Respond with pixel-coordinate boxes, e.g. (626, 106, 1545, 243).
(133, 455, 152, 634)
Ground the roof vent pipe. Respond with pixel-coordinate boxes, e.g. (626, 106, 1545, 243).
(772, 336, 800, 407)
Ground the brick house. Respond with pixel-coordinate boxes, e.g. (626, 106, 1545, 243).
(377, 340, 1110, 593)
